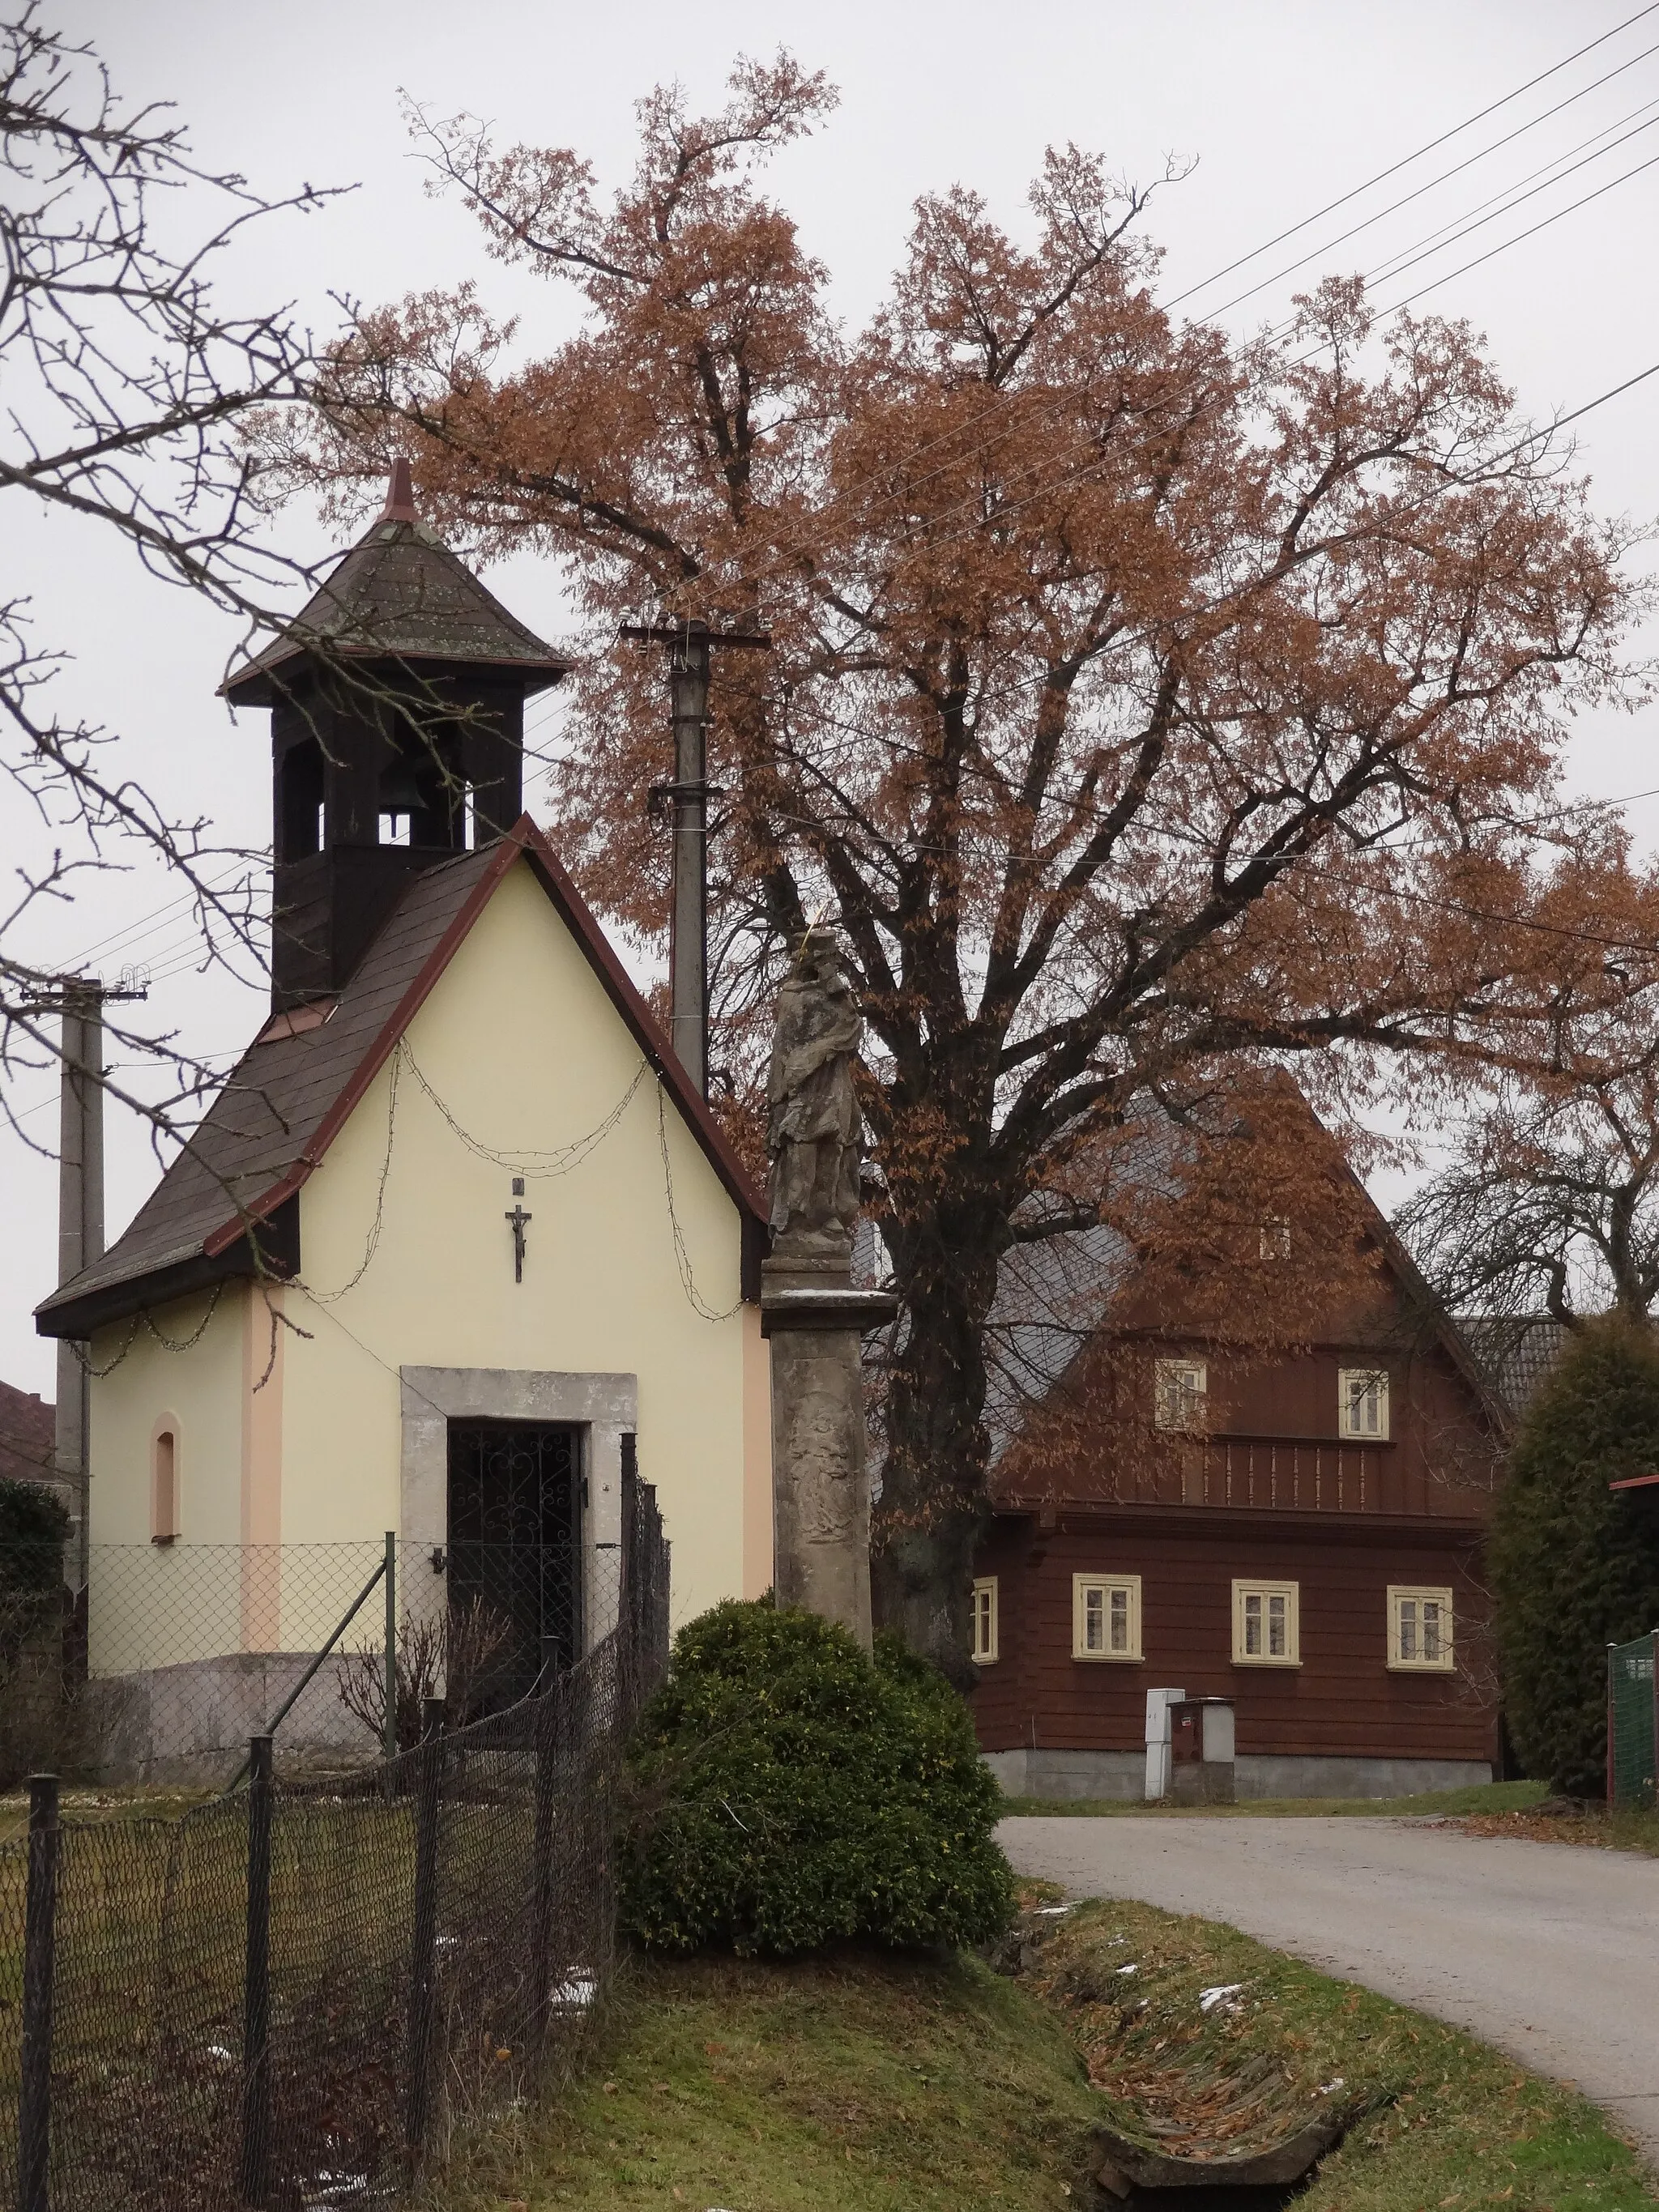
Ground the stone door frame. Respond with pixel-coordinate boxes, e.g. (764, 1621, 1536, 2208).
(399, 1366, 635, 1652)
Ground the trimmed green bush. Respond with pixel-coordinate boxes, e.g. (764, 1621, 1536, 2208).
(619, 1600, 1015, 1957)
(1491, 1316, 1659, 1796)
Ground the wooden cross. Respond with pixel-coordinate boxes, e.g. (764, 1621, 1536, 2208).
(505, 1200, 532, 1283)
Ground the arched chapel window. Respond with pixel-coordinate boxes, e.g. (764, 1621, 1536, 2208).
(151, 1423, 180, 1544)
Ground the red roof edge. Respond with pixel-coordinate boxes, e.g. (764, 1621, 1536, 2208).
(202, 817, 766, 1271)
(1610, 1473, 1659, 1492)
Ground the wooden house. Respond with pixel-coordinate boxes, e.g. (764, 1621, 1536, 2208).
(970, 1096, 1505, 1800)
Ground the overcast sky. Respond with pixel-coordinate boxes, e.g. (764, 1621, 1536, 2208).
(6, 0, 1659, 1394)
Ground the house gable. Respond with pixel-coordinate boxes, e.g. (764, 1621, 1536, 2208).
(987, 1083, 1502, 1519)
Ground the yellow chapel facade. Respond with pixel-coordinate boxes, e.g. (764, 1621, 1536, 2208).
(36, 476, 771, 1722)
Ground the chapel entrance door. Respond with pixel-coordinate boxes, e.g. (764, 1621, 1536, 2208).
(445, 1421, 582, 1715)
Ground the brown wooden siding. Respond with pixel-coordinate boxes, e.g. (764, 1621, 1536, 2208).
(971, 1515, 1495, 1767)
(996, 1335, 1499, 1524)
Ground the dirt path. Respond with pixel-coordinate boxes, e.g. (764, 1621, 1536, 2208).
(1000, 1813, 1659, 2167)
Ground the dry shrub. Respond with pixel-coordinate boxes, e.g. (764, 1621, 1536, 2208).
(335, 1596, 515, 1750)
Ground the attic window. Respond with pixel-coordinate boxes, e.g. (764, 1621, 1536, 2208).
(1155, 1359, 1207, 1432)
(1338, 1369, 1389, 1440)
(1260, 1217, 1291, 1261)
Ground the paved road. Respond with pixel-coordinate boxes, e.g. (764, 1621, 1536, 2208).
(1000, 1815, 1659, 2166)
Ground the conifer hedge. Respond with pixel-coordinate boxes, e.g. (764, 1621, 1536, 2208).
(1491, 1317, 1659, 1796)
(618, 1599, 1015, 1957)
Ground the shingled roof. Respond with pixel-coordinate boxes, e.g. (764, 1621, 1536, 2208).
(222, 464, 574, 706)
(1456, 1316, 1573, 1421)
(36, 819, 766, 1339)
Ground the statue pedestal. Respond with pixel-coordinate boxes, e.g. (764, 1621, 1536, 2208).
(761, 1243, 898, 1652)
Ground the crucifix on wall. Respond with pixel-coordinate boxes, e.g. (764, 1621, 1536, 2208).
(505, 1175, 532, 1284)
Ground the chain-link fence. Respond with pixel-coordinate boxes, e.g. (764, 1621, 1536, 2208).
(1608, 1630, 1657, 1809)
(0, 1479, 670, 2209)
(0, 1524, 649, 1790)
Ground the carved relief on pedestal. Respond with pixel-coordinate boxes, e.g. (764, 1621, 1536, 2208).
(788, 1383, 857, 1544)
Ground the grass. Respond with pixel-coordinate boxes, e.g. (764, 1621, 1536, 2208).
(431, 1898, 1656, 2212)
(1028, 1894, 1656, 2211)
(1000, 1778, 1550, 1820)
(434, 1947, 1103, 2210)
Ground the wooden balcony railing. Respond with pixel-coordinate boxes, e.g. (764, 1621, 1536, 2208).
(1141, 1435, 1388, 1514)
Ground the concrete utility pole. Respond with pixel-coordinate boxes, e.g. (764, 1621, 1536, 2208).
(25, 974, 144, 1588)
(621, 618, 769, 1096)
(667, 625, 711, 1096)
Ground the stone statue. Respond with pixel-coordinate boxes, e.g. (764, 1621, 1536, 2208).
(766, 928, 864, 1258)
(761, 924, 893, 1652)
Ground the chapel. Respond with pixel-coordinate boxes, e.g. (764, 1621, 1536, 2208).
(34, 467, 772, 1761)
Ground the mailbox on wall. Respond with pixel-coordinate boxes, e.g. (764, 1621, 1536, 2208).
(1167, 1696, 1236, 1805)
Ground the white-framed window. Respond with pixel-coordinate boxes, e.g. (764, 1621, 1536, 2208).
(1260, 1217, 1291, 1261)
(970, 1577, 999, 1665)
(1232, 1579, 1300, 1665)
(151, 1418, 180, 1545)
(1155, 1358, 1208, 1432)
(1338, 1367, 1390, 1440)
(1073, 1574, 1143, 1662)
(1388, 1586, 1453, 1672)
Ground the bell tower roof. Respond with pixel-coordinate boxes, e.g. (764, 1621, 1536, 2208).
(222, 464, 574, 706)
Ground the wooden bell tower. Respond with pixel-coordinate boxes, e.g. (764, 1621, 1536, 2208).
(224, 462, 572, 1009)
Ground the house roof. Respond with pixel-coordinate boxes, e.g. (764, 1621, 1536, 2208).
(983, 1221, 1139, 1465)
(36, 818, 766, 1338)
(980, 1080, 1506, 1490)
(0, 1380, 55, 1487)
(1455, 1316, 1572, 1421)
(222, 467, 574, 705)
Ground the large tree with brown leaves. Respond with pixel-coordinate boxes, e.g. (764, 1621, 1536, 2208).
(267, 57, 1645, 1669)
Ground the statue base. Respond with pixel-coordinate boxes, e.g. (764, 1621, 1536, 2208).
(761, 1239, 898, 1653)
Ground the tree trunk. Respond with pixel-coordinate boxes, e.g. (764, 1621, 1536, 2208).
(872, 1221, 1000, 1685)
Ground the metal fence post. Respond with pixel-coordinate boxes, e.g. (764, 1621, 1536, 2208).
(238, 1733, 274, 2209)
(382, 1532, 399, 1763)
(406, 1695, 445, 2167)
(529, 1635, 560, 2071)
(18, 1773, 60, 2212)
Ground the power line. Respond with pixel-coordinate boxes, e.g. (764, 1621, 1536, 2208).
(1367, 140, 1659, 323)
(28, 23, 1654, 1065)
(1246, 93, 1659, 347)
(510, 126, 1659, 742)
(1207, 36, 1659, 320)
(508, 8, 1659, 704)
(1165, 0, 1659, 308)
